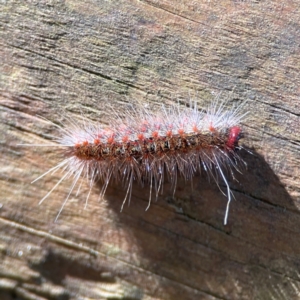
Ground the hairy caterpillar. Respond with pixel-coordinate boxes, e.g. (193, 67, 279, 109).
(28, 99, 248, 225)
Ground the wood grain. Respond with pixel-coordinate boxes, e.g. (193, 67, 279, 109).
(1, 1, 300, 299)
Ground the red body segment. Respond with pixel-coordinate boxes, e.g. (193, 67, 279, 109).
(226, 126, 241, 149)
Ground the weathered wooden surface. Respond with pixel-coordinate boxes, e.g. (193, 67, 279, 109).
(1, 1, 300, 299)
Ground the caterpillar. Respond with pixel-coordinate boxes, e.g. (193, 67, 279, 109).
(29, 99, 248, 225)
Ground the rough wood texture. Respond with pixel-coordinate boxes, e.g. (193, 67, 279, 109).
(1, 1, 300, 299)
